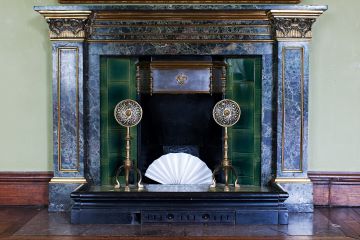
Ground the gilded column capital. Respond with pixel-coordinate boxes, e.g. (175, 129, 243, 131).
(37, 11, 92, 40)
(267, 10, 324, 40)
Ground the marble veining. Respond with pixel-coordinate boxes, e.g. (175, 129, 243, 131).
(52, 41, 85, 178)
(90, 34, 272, 41)
(49, 183, 83, 211)
(276, 42, 309, 178)
(89, 19, 271, 42)
(88, 42, 273, 56)
(261, 54, 275, 185)
(283, 48, 303, 172)
(93, 25, 270, 35)
(59, 48, 78, 171)
(86, 54, 101, 184)
(278, 182, 314, 212)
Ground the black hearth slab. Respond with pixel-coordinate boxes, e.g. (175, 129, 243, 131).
(71, 184, 288, 225)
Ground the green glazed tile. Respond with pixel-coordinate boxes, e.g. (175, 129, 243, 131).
(100, 58, 137, 185)
(232, 83, 254, 105)
(243, 59, 255, 82)
(108, 58, 130, 82)
(253, 158, 261, 172)
(237, 177, 254, 185)
(100, 57, 108, 82)
(232, 72, 245, 81)
(229, 58, 246, 81)
(227, 57, 261, 186)
(108, 129, 125, 154)
(230, 59, 255, 82)
(254, 114, 261, 136)
(253, 150, 261, 163)
(231, 152, 253, 159)
(254, 59, 262, 90)
(233, 106, 254, 130)
(232, 156, 254, 177)
(108, 84, 130, 109)
(231, 130, 254, 153)
(107, 157, 124, 176)
(255, 91, 262, 114)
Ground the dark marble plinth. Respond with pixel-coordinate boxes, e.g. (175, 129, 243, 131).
(71, 184, 288, 225)
(277, 182, 314, 212)
(49, 183, 84, 212)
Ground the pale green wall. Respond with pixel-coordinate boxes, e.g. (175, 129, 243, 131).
(0, 0, 57, 171)
(303, 0, 360, 171)
(0, 0, 359, 171)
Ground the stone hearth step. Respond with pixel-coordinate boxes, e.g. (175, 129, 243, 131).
(71, 184, 288, 225)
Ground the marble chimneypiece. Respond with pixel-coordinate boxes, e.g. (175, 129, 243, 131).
(35, 4, 327, 214)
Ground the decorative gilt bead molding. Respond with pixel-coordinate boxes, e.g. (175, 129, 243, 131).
(37, 11, 92, 40)
(267, 10, 324, 40)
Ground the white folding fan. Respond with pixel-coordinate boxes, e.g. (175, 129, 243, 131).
(145, 153, 212, 185)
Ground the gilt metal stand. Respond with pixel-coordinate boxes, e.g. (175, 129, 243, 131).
(114, 99, 143, 191)
(211, 99, 241, 191)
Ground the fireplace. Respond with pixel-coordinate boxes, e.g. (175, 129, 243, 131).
(35, 4, 326, 223)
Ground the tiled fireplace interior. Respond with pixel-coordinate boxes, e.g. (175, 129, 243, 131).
(35, 4, 326, 220)
(100, 57, 261, 186)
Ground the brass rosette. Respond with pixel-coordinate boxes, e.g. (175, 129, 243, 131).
(213, 99, 241, 127)
(114, 99, 143, 127)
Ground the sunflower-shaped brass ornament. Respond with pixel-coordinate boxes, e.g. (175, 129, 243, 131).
(114, 99, 143, 127)
(213, 99, 241, 127)
(114, 99, 143, 191)
(211, 99, 241, 191)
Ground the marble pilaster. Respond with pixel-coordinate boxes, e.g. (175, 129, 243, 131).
(38, 10, 91, 211)
(268, 10, 323, 212)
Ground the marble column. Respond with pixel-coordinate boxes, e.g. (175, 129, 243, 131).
(38, 10, 91, 211)
(268, 10, 324, 212)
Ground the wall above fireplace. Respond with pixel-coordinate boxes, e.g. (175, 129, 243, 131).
(35, 4, 326, 212)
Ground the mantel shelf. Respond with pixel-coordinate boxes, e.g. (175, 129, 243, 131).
(34, 4, 327, 11)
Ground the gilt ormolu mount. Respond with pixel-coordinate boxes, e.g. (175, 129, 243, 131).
(35, 4, 327, 223)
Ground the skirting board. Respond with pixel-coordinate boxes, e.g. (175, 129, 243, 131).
(1, 171, 359, 207)
(308, 171, 360, 207)
(0, 172, 53, 206)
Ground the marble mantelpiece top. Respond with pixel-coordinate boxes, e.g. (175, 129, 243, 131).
(34, 4, 327, 12)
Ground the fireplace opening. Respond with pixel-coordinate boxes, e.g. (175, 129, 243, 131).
(139, 94, 223, 183)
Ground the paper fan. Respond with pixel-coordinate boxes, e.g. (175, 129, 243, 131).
(145, 153, 212, 185)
